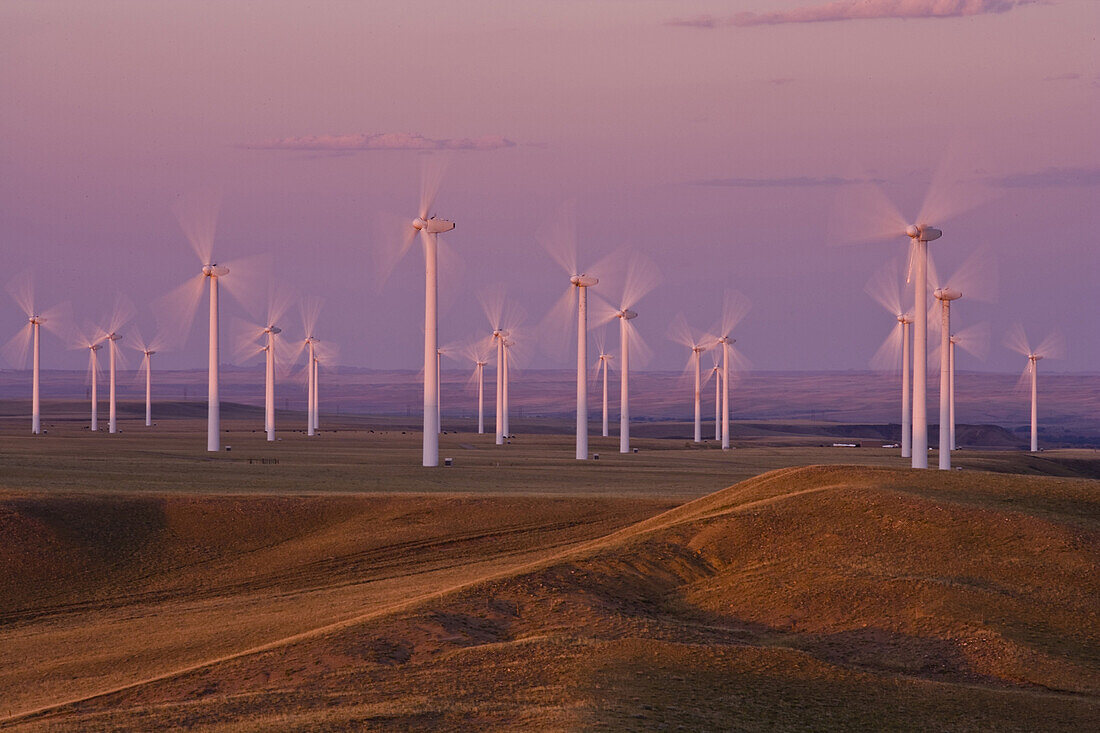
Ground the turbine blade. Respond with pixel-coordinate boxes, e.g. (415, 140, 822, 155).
(826, 174, 907, 247)
(1003, 323, 1031, 357)
(1035, 331, 1066, 360)
(537, 287, 577, 357)
(624, 318, 654, 369)
(172, 189, 222, 265)
(869, 322, 903, 373)
(716, 290, 751, 337)
(153, 275, 206, 350)
(2, 324, 33, 368)
(537, 200, 579, 277)
(865, 257, 904, 316)
(619, 252, 661, 311)
(418, 155, 448, 220)
(5, 270, 35, 316)
(953, 322, 991, 361)
(916, 136, 998, 228)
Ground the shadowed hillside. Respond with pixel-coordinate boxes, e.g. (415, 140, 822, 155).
(5, 466, 1097, 730)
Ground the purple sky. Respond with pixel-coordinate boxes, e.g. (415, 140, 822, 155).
(2, 0, 1098, 375)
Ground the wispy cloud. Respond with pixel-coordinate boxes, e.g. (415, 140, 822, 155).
(691, 175, 879, 188)
(240, 132, 516, 152)
(995, 167, 1100, 188)
(667, 0, 1037, 28)
(1044, 72, 1081, 82)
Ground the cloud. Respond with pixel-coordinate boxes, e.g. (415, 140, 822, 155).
(995, 167, 1100, 188)
(1043, 72, 1081, 82)
(667, 0, 1037, 28)
(241, 132, 516, 152)
(691, 175, 878, 187)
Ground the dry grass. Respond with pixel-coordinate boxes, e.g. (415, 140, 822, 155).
(1, 449, 1097, 730)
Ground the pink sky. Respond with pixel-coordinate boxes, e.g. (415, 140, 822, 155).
(1, 0, 1097, 374)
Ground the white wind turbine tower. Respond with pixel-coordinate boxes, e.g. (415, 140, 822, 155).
(709, 292, 751, 451)
(89, 343, 102, 431)
(462, 338, 494, 435)
(263, 325, 281, 440)
(929, 248, 996, 468)
(160, 193, 249, 452)
(1006, 325, 1064, 453)
(492, 328, 508, 444)
(866, 258, 913, 458)
(234, 289, 292, 442)
(593, 333, 613, 438)
(502, 336, 515, 438)
(539, 204, 609, 460)
(945, 323, 990, 451)
(709, 354, 721, 441)
(387, 162, 455, 467)
(97, 295, 134, 435)
(302, 335, 318, 436)
(3, 274, 69, 435)
(73, 334, 103, 431)
(593, 254, 658, 454)
(140, 347, 156, 427)
(310, 339, 337, 434)
(480, 288, 524, 444)
(668, 314, 709, 443)
(830, 154, 991, 469)
(932, 287, 961, 469)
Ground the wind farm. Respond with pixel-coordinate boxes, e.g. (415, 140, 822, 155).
(2, 1, 1098, 731)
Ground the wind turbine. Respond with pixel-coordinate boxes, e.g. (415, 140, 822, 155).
(492, 328, 508, 444)
(502, 336, 515, 438)
(946, 323, 990, 451)
(1006, 326, 1064, 453)
(86, 341, 102, 431)
(384, 165, 456, 466)
(263, 326, 281, 440)
(303, 335, 318, 436)
(669, 314, 709, 443)
(479, 288, 524, 444)
(540, 204, 615, 460)
(709, 355, 721, 441)
(932, 287, 961, 469)
(594, 344, 613, 438)
(866, 258, 913, 458)
(593, 254, 658, 454)
(930, 248, 996, 467)
(3, 275, 68, 435)
(94, 295, 135, 435)
(830, 154, 991, 468)
(709, 292, 751, 451)
(105, 332, 124, 434)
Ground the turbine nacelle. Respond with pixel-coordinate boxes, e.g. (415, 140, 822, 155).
(202, 264, 229, 277)
(896, 313, 913, 324)
(691, 345, 707, 353)
(570, 274, 598, 288)
(717, 336, 735, 345)
(90, 343, 102, 352)
(906, 224, 942, 242)
(265, 326, 282, 335)
(412, 217, 456, 234)
(1030, 354, 1044, 362)
(616, 309, 638, 320)
(29, 315, 44, 325)
(934, 288, 962, 301)
(144, 350, 156, 356)
(107, 332, 123, 342)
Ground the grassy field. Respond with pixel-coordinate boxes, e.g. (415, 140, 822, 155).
(1, 411, 1098, 730)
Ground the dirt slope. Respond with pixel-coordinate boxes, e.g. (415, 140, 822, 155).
(4, 466, 1099, 730)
